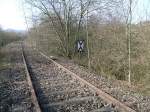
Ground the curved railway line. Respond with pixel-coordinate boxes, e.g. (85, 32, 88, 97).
(22, 44, 136, 112)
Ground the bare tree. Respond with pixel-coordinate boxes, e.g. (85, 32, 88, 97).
(24, 0, 121, 58)
(121, 0, 138, 84)
(128, 0, 132, 84)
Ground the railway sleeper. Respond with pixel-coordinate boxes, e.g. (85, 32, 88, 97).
(39, 82, 79, 89)
(38, 89, 94, 103)
(34, 75, 72, 82)
(42, 96, 117, 112)
(38, 79, 76, 85)
(35, 83, 81, 92)
(38, 77, 73, 83)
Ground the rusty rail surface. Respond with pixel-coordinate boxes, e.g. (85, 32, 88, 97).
(22, 47, 42, 112)
(40, 52, 136, 112)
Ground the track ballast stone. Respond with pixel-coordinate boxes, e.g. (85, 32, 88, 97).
(0, 42, 35, 112)
(54, 56, 150, 112)
(23, 45, 119, 112)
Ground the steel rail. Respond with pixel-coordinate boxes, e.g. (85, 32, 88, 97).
(22, 47, 42, 112)
(40, 52, 136, 112)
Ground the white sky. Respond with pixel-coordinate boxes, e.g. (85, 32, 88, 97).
(133, 0, 150, 22)
(0, 0, 149, 30)
(0, 0, 26, 30)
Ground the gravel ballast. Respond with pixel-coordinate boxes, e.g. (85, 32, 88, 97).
(54, 57, 150, 112)
(0, 42, 35, 112)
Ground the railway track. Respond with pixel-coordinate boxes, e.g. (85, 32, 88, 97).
(22, 45, 136, 112)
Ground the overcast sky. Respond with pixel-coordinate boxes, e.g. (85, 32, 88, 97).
(0, 0, 149, 30)
(133, 0, 150, 22)
(0, 0, 26, 30)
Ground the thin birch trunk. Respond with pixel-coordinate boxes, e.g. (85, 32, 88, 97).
(128, 0, 132, 84)
(86, 10, 90, 70)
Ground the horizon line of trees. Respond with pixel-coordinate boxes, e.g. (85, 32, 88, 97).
(0, 28, 24, 48)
